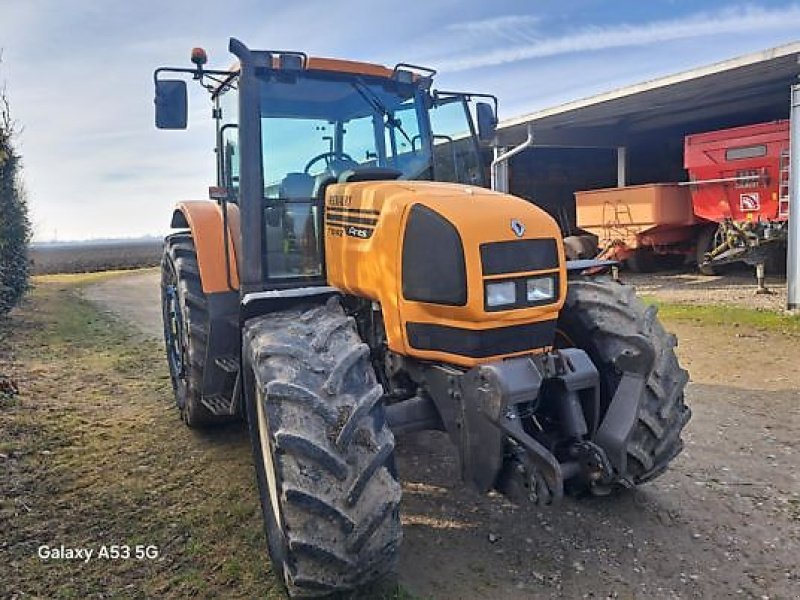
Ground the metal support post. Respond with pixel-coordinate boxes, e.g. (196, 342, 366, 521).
(788, 84, 800, 310)
(755, 262, 772, 295)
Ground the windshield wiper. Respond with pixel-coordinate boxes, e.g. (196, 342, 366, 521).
(351, 79, 413, 146)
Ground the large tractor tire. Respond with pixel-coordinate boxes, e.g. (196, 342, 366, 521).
(160, 233, 217, 427)
(243, 298, 402, 597)
(557, 277, 691, 485)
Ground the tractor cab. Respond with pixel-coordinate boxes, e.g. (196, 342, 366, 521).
(155, 41, 497, 290)
(215, 58, 492, 193)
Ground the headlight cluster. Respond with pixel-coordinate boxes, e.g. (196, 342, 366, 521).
(485, 281, 516, 307)
(526, 276, 555, 302)
(485, 275, 557, 309)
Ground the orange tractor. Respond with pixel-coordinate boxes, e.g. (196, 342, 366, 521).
(153, 40, 690, 597)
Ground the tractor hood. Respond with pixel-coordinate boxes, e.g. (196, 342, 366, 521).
(323, 180, 567, 367)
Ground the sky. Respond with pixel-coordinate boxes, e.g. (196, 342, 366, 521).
(1, 0, 799, 241)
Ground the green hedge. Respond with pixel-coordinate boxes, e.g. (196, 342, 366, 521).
(0, 105, 30, 315)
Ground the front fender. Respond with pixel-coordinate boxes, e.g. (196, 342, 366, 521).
(171, 200, 240, 293)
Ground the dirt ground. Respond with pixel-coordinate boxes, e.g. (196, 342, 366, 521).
(4, 271, 799, 599)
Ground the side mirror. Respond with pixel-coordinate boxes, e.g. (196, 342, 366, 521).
(476, 102, 497, 143)
(155, 79, 188, 129)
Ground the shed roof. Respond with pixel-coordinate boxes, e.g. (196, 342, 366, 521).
(496, 42, 800, 148)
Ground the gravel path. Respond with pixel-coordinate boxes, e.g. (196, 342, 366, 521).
(81, 269, 162, 339)
(623, 269, 790, 312)
(81, 270, 800, 599)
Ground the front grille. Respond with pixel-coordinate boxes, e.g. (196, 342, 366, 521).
(480, 239, 558, 276)
(402, 204, 467, 306)
(406, 320, 556, 358)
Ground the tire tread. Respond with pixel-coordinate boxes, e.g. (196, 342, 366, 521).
(244, 298, 401, 597)
(560, 277, 691, 484)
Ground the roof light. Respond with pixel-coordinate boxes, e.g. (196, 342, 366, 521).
(394, 69, 413, 84)
(278, 53, 304, 71)
(191, 47, 208, 67)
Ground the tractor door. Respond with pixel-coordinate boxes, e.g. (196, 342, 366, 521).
(428, 92, 488, 187)
(216, 80, 240, 198)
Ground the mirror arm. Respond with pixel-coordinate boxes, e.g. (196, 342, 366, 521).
(435, 90, 499, 115)
(153, 66, 234, 90)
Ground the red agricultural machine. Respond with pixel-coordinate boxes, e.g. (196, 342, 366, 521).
(572, 120, 790, 276)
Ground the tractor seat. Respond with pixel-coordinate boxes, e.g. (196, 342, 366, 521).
(279, 172, 315, 199)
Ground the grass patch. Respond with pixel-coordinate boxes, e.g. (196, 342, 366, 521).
(32, 269, 157, 286)
(1, 275, 416, 599)
(641, 295, 800, 335)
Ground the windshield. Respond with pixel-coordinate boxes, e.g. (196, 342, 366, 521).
(259, 72, 431, 198)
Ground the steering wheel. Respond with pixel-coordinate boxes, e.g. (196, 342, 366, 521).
(304, 151, 359, 174)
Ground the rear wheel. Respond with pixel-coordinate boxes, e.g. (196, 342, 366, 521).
(626, 248, 656, 273)
(654, 253, 686, 271)
(243, 297, 402, 597)
(557, 277, 691, 485)
(764, 243, 787, 276)
(161, 234, 216, 427)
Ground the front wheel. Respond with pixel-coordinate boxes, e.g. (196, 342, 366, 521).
(160, 234, 217, 427)
(243, 298, 402, 597)
(557, 277, 691, 485)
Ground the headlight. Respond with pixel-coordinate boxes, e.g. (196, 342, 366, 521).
(486, 281, 516, 307)
(526, 276, 555, 302)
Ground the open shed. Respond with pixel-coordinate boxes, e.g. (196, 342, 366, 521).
(495, 42, 800, 232)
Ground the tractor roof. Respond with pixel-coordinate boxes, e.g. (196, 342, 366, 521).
(224, 55, 431, 83)
(213, 53, 431, 98)
(226, 56, 394, 79)
(306, 57, 394, 79)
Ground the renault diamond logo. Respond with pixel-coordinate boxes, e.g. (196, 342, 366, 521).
(510, 219, 525, 238)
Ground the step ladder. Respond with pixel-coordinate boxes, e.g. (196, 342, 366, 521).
(601, 199, 636, 240)
(778, 148, 790, 218)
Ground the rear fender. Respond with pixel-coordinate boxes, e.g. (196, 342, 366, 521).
(171, 201, 240, 293)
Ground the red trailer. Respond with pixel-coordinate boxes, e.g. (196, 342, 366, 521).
(570, 120, 790, 276)
(684, 120, 789, 273)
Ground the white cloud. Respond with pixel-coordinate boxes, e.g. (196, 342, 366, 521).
(446, 14, 541, 44)
(434, 4, 800, 72)
(448, 14, 540, 32)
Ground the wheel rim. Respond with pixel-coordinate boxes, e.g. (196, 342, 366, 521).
(162, 267, 187, 395)
(255, 389, 284, 535)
